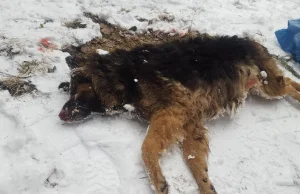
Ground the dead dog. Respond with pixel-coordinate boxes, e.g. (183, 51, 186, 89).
(58, 34, 300, 194)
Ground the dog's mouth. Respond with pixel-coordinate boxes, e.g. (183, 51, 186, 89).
(58, 100, 93, 122)
(58, 104, 130, 123)
(58, 108, 71, 122)
(59, 107, 92, 122)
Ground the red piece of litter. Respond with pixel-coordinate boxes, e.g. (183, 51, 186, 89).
(38, 47, 45, 52)
(39, 38, 56, 50)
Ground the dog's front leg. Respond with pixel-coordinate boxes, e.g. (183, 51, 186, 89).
(182, 121, 217, 194)
(142, 109, 186, 194)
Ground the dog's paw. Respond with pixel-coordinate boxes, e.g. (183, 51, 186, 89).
(58, 82, 70, 92)
(65, 56, 78, 69)
(210, 184, 217, 194)
(158, 181, 169, 194)
(202, 184, 217, 194)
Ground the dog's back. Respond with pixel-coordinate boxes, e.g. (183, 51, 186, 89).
(98, 35, 265, 87)
(86, 35, 289, 118)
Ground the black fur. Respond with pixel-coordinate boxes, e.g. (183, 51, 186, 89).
(60, 35, 270, 121)
(65, 56, 79, 69)
(89, 35, 267, 91)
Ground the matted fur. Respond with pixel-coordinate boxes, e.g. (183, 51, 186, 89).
(59, 35, 300, 194)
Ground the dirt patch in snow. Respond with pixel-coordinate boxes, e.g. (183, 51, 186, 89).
(0, 77, 37, 96)
(62, 14, 203, 67)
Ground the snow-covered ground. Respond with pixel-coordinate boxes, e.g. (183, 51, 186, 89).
(1, 0, 300, 194)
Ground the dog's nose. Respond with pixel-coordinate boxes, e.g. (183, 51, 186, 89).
(58, 109, 68, 121)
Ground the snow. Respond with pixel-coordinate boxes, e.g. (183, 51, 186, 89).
(1, 0, 300, 194)
(123, 104, 135, 112)
(97, 49, 109, 55)
(260, 71, 268, 79)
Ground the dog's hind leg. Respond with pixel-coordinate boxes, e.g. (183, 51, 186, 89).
(142, 109, 186, 194)
(285, 77, 300, 92)
(182, 121, 217, 194)
(285, 84, 300, 103)
(251, 57, 300, 103)
(267, 75, 300, 103)
(256, 76, 300, 103)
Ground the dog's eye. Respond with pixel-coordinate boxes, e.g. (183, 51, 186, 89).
(73, 101, 89, 110)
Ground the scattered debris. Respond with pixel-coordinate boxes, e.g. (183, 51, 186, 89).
(40, 19, 53, 28)
(0, 78, 37, 96)
(18, 60, 52, 76)
(61, 18, 201, 68)
(129, 26, 137, 31)
(45, 18, 54, 23)
(48, 66, 57, 73)
(83, 12, 100, 23)
(63, 19, 87, 29)
(272, 55, 300, 79)
(158, 13, 175, 22)
(18, 60, 40, 75)
(7, 47, 21, 59)
(101, 25, 114, 35)
(0, 71, 31, 79)
(135, 16, 148, 22)
(39, 38, 57, 51)
(44, 168, 64, 189)
(0, 43, 22, 59)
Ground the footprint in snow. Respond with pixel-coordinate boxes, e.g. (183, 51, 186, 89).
(82, 147, 120, 194)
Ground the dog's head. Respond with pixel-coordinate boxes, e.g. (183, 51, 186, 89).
(59, 56, 107, 122)
(59, 55, 135, 122)
(58, 79, 106, 122)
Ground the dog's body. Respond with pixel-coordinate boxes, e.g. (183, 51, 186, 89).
(59, 35, 300, 194)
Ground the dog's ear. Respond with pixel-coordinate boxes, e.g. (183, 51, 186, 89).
(69, 67, 91, 95)
(65, 56, 79, 69)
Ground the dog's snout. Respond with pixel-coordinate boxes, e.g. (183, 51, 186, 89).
(59, 109, 69, 121)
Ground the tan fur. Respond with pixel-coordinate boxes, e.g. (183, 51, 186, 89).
(139, 56, 300, 194)
(68, 41, 300, 194)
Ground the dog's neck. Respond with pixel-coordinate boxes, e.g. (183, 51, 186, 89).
(87, 63, 140, 109)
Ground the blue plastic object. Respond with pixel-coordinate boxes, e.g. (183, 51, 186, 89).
(275, 19, 300, 62)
